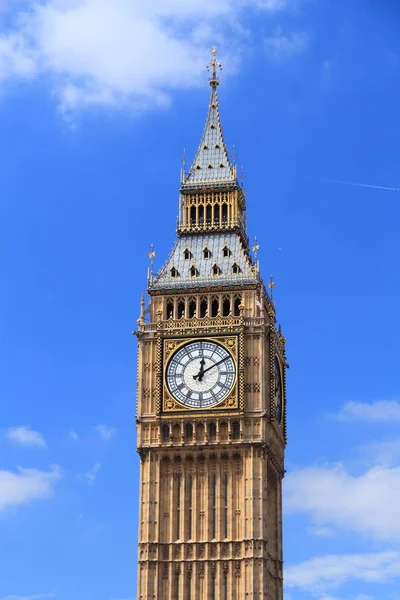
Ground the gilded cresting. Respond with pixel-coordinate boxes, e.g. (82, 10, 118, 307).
(135, 47, 287, 600)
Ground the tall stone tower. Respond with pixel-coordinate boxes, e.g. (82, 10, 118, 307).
(135, 48, 287, 600)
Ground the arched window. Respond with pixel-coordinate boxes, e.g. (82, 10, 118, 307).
(189, 298, 196, 319)
(222, 203, 228, 224)
(200, 297, 208, 318)
(166, 299, 174, 319)
(232, 421, 240, 440)
(185, 423, 193, 441)
(211, 297, 219, 318)
(212, 264, 220, 276)
(190, 206, 196, 225)
(214, 204, 220, 224)
(172, 423, 181, 442)
(198, 205, 204, 226)
(208, 422, 217, 440)
(222, 296, 231, 317)
(232, 263, 240, 274)
(177, 299, 185, 319)
(206, 205, 212, 224)
(196, 423, 205, 442)
(219, 422, 228, 441)
(233, 295, 242, 316)
(161, 424, 169, 442)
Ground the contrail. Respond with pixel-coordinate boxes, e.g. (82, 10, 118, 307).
(319, 178, 400, 192)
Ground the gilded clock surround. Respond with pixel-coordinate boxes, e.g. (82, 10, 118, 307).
(163, 336, 239, 413)
(135, 48, 287, 600)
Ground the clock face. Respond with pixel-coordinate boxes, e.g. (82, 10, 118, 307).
(166, 340, 236, 409)
(274, 357, 283, 424)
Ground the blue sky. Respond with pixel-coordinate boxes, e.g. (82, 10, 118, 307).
(1, 1, 400, 599)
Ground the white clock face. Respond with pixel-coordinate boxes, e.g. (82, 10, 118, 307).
(166, 340, 236, 409)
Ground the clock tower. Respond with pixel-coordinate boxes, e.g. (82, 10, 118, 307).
(135, 48, 287, 600)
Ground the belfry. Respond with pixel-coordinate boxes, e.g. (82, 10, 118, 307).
(135, 48, 287, 599)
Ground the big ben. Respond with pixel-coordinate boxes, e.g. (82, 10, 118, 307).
(135, 48, 287, 599)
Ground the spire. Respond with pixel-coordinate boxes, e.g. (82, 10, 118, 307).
(183, 47, 236, 187)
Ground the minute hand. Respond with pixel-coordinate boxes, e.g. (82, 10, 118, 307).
(198, 356, 229, 381)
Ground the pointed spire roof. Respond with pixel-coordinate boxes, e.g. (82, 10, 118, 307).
(183, 47, 236, 187)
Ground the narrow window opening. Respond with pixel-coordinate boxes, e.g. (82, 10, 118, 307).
(188, 474, 193, 539)
(214, 204, 220, 224)
(161, 424, 169, 442)
(185, 423, 193, 441)
(211, 298, 219, 318)
(189, 299, 196, 319)
(210, 123, 216, 129)
(222, 297, 230, 317)
(170, 267, 179, 278)
(177, 300, 185, 319)
(176, 473, 181, 540)
(222, 203, 228, 223)
(190, 206, 196, 225)
(203, 144, 208, 149)
(232, 421, 240, 440)
(208, 164, 213, 169)
(184, 248, 191, 260)
(166, 300, 174, 319)
(215, 143, 220, 149)
(190, 266, 198, 278)
(175, 570, 180, 600)
(196, 164, 201, 170)
(206, 205, 212, 224)
(234, 296, 242, 316)
(208, 422, 217, 440)
(222, 245, 230, 257)
(198, 205, 204, 226)
(220, 163, 225, 168)
(224, 472, 228, 538)
(212, 473, 217, 539)
(211, 576, 216, 600)
(200, 298, 208, 318)
(203, 247, 211, 259)
(224, 573, 228, 600)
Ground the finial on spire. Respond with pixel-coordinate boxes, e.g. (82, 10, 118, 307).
(232, 145, 237, 167)
(148, 243, 156, 267)
(207, 45, 222, 88)
(268, 274, 276, 301)
(252, 236, 260, 261)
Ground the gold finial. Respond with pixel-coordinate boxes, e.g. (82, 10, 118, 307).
(148, 243, 156, 267)
(268, 274, 276, 300)
(252, 236, 260, 260)
(207, 46, 222, 87)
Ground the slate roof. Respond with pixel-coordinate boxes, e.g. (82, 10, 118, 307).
(150, 232, 258, 292)
(183, 87, 236, 186)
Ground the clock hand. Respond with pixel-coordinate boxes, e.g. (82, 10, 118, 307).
(193, 358, 206, 380)
(198, 356, 229, 381)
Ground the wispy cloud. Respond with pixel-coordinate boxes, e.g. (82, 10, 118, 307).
(85, 462, 101, 484)
(0, 0, 296, 116)
(285, 463, 400, 541)
(68, 430, 79, 441)
(265, 26, 309, 58)
(319, 178, 400, 192)
(0, 466, 62, 512)
(286, 551, 400, 594)
(96, 425, 116, 442)
(6, 426, 46, 448)
(333, 400, 400, 423)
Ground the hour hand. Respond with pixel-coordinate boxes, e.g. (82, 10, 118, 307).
(193, 358, 206, 380)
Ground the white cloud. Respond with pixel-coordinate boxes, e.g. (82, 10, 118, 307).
(285, 551, 400, 593)
(68, 430, 79, 441)
(0, 465, 62, 512)
(333, 400, 400, 422)
(0, 0, 294, 115)
(96, 425, 116, 442)
(308, 526, 334, 538)
(85, 462, 101, 484)
(264, 26, 309, 58)
(285, 463, 400, 542)
(362, 438, 400, 466)
(6, 426, 46, 448)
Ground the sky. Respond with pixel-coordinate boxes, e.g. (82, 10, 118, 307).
(1, 0, 400, 599)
